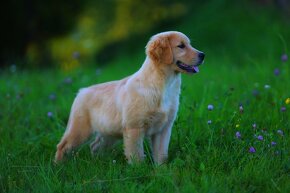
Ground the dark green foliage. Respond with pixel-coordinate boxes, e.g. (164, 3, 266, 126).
(0, 0, 87, 66)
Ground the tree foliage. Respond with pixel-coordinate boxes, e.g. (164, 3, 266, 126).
(0, 0, 288, 69)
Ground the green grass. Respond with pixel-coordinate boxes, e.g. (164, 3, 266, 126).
(1, 1, 290, 192)
(0, 54, 289, 192)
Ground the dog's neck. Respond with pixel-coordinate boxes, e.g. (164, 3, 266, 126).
(132, 57, 181, 94)
(136, 57, 181, 88)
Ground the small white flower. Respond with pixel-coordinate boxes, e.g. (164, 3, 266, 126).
(264, 84, 270, 89)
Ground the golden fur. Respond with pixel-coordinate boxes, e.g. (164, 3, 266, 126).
(55, 31, 204, 164)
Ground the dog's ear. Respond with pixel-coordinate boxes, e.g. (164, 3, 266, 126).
(146, 35, 173, 64)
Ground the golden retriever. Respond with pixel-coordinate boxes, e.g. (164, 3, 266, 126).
(55, 31, 205, 164)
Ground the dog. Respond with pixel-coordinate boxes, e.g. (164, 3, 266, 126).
(55, 31, 205, 164)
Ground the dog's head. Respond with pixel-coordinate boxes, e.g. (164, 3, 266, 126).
(146, 31, 205, 74)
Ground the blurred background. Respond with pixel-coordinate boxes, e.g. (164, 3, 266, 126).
(0, 0, 289, 71)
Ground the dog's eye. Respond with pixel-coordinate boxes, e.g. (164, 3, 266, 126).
(177, 43, 185, 49)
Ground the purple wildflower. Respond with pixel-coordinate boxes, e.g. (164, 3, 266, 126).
(277, 129, 284, 136)
(249, 146, 256, 153)
(281, 53, 288, 62)
(47, 112, 53, 118)
(207, 104, 214, 111)
(271, 141, 277, 146)
(235, 131, 241, 139)
(16, 92, 24, 99)
(49, 93, 56, 101)
(252, 89, 259, 97)
(281, 106, 286, 112)
(64, 77, 72, 84)
(207, 120, 212, 125)
(257, 135, 263, 141)
(274, 68, 280, 76)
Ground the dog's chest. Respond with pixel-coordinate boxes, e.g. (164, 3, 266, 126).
(160, 76, 181, 112)
(146, 76, 181, 135)
(160, 85, 176, 112)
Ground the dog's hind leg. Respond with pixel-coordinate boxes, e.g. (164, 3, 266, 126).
(90, 134, 117, 155)
(54, 112, 92, 163)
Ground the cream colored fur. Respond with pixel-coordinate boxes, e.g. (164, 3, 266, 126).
(55, 31, 204, 164)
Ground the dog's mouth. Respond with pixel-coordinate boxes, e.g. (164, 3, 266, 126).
(176, 61, 199, 73)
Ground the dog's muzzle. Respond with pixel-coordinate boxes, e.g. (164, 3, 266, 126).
(176, 61, 199, 73)
(176, 52, 205, 73)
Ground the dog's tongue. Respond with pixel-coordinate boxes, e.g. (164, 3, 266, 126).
(193, 66, 199, 73)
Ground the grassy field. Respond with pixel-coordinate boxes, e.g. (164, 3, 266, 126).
(1, 2, 290, 193)
(0, 52, 289, 192)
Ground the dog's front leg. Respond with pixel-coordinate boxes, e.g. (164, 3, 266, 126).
(123, 128, 145, 163)
(152, 118, 175, 165)
(151, 128, 172, 165)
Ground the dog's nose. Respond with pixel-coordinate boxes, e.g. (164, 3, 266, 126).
(198, 52, 205, 61)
